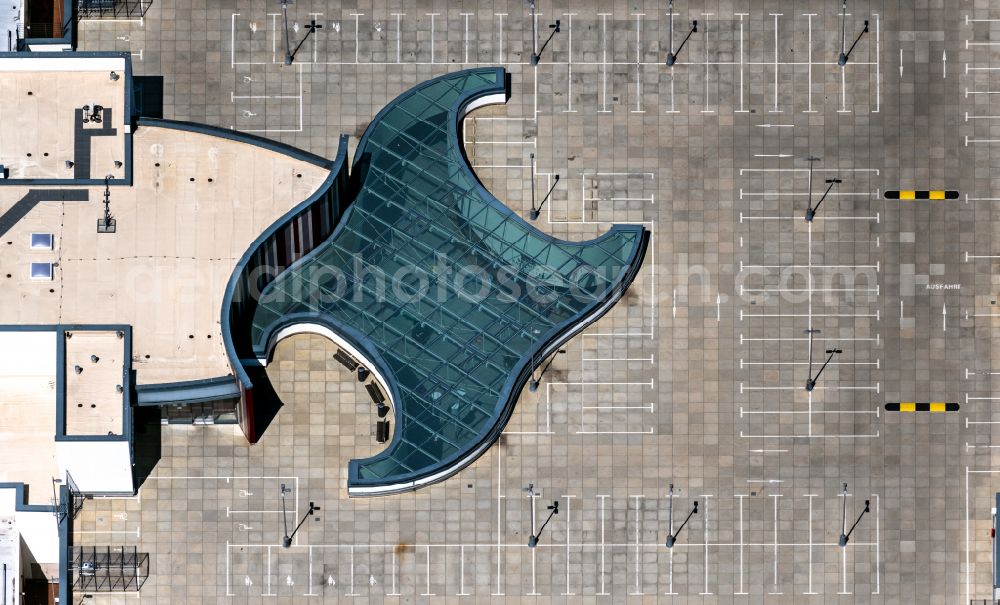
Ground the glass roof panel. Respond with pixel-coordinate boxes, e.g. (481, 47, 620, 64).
(251, 68, 647, 492)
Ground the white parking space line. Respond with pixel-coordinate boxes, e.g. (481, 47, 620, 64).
(630, 494, 644, 595)
(459, 13, 472, 64)
(742, 431, 879, 439)
(583, 354, 655, 363)
(804, 494, 819, 595)
(874, 14, 880, 112)
(427, 13, 439, 64)
(741, 261, 879, 270)
(769, 14, 782, 113)
(230, 13, 239, 67)
(561, 495, 576, 596)
(769, 494, 782, 595)
(804, 13, 817, 113)
(735, 494, 748, 595)
(632, 13, 645, 114)
(388, 550, 400, 596)
(700, 13, 715, 113)
(392, 13, 404, 63)
(304, 546, 318, 596)
(742, 334, 880, 343)
(739, 189, 878, 198)
(699, 495, 713, 595)
(742, 286, 879, 294)
(263, 546, 274, 596)
(597, 494, 610, 596)
(742, 360, 879, 367)
(741, 310, 880, 319)
(350, 13, 363, 64)
(741, 407, 878, 415)
(421, 545, 434, 596)
(735, 13, 749, 113)
(740, 168, 879, 174)
(495, 13, 506, 63)
(563, 13, 577, 113)
(742, 384, 879, 392)
(267, 13, 279, 63)
(740, 212, 879, 221)
(527, 489, 540, 596)
(598, 13, 611, 114)
(493, 449, 504, 596)
(457, 544, 469, 595)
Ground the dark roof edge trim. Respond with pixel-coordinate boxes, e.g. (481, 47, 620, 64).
(135, 375, 240, 406)
(220, 134, 350, 394)
(136, 118, 335, 169)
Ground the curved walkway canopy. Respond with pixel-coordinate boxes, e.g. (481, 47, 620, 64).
(237, 68, 649, 495)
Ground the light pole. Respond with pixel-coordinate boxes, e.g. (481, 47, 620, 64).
(665, 484, 698, 548)
(287, 19, 323, 65)
(530, 174, 560, 221)
(528, 0, 537, 64)
(838, 1, 869, 67)
(838, 0, 847, 66)
(806, 348, 842, 392)
(280, 0, 293, 65)
(528, 501, 559, 548)
(804, 328, 820, 391)
(804, 329, 843, 391)
(805, 178, 842, 222)
(280, 0, 323, 65)
(529, 349, 565, 392)
(532, 19, 561, 66)
(838, 483, 870, 547)
(803, 156, 820, 221)
(280, 484, 320, 548)
(665, 1, 697, 67)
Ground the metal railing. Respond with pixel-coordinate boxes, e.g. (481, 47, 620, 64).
(77, 0, 152, 19)
(65, 472, 85, 520)
(72, 546, 149, 592)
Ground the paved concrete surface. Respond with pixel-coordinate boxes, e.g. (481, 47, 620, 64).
(67, 0, 1000, 602)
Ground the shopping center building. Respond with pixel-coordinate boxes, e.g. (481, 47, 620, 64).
(0, 51, 647, 601)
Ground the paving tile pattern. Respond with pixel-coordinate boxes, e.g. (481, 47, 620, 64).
(69, 1, 1000, 603)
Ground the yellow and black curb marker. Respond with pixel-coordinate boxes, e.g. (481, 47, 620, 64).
(884, 190, 959, 200)
(884, 402, 960, 412)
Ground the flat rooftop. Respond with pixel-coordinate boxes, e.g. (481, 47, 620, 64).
(0, 124, 331, 384)
(64, 329, 125, 436)
(0, 55, 127, 181)
(0, 331, 57, 505)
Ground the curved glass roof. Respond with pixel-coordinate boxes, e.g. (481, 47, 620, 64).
(250, 68, 648, 493)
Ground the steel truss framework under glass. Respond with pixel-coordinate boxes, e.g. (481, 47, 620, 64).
(250, 68, 649, 494)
